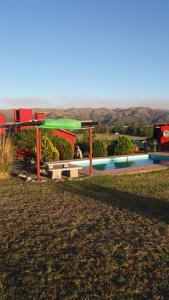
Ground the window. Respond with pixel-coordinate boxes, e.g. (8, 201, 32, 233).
(163, 131, 169, 137)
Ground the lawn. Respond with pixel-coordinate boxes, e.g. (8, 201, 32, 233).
(0, 170, 169, 299)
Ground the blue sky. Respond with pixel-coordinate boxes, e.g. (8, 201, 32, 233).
(0, 0, 169, 108)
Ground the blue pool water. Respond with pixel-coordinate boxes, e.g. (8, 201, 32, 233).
(71, 155, 169, 171)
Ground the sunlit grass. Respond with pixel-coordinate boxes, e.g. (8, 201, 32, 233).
(0, 170, 169, 298)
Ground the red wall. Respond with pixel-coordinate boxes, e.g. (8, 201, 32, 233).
(53, 129, 75, 150)
(0, 114, 5, 135)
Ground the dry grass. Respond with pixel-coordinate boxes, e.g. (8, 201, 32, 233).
(76, 132, 139, 143)
(0, 171, 169, 299)
(0, 137, 14, 178)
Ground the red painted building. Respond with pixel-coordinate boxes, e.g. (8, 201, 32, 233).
(53, 129, 76, 149)
(0, 114, 5, 136)
(14, 108, 33, 131)
(35, 112, 46, 120)
(153, 122, 169, 151)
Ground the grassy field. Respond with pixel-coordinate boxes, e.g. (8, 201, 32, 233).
(0, 171, 169, 299)
(76, 132, 140, 142)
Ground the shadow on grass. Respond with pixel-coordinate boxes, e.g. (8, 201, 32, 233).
(61, 181, 169, 224)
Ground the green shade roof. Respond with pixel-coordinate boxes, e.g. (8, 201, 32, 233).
(39, 118, 82, 130)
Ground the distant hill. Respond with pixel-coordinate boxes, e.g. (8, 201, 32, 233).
(1, 107, 169, 125)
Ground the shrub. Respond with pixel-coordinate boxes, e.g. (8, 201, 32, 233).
(107, 140, 117, 156)
(41, 135, 59, 162)
(76, 132, 90, 157)
(50, 135, 73, 160)
(0, 137, 14, 178)
(93, 139, 107, 157)
(12, 129, 74, 161)
(114, 136, 134, 155)
(12, 128, 36, 150)
(77, 140, 89, 157)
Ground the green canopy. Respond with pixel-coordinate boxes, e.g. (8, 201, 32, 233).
(39, 118, 82, 130)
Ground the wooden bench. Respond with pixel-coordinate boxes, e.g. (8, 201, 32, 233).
(48, 166, 82, 180)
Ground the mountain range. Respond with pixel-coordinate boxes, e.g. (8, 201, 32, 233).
(1, 107, 169, 125)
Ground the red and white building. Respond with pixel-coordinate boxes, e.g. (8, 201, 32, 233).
(153, 122, 169, 151)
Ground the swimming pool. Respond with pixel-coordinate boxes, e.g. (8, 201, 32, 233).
(71, 154, 169, 171)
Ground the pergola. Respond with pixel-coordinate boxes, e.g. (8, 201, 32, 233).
(0, 118, 98, 179)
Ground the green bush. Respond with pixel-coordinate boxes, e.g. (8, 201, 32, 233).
(41, 135, 59, 162)
(93, 139, 107, 157)
(12, 128, 36, 150)
(113, 136, 134, 155)
(50, 135, 73, 160)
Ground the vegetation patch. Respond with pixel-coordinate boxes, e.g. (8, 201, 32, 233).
(0, 137, 14, 178)
(0, 170, 169, 299)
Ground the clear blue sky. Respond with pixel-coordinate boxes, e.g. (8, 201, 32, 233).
(0, 0, 169, 108)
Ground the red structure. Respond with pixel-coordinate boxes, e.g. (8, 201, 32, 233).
(0, 117, 96, 179)
(35, 112, 46, 120)
(13, 108, 76, 151)
(53, 129, 76, 149)
(0, 114, 5, 136)
(14, 108, 33, 131)
(154, 122, 169, 151)
(34, 112, 76, 149)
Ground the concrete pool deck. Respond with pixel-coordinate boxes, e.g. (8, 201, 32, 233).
(79, 163, 167, 177)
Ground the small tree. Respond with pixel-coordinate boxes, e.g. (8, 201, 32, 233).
(41, 135, 59, 162)
(93, 139, 107, 157)
(50, 135, 73, 160)
(114, 136, 134, 155)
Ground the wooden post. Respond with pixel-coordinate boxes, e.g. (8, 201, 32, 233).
(39, 129, 41, 162)
(36, 127, 41, 180)
(89, 127, 93, 176)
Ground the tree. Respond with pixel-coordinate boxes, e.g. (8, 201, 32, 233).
(107, 140, 117, 156)
(114, 136, 134, 155)
(127, 124, 137, 136)
(41, 135, 59, 162)
(93, 139, 107, 157)
(50, 135, 73, 160)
